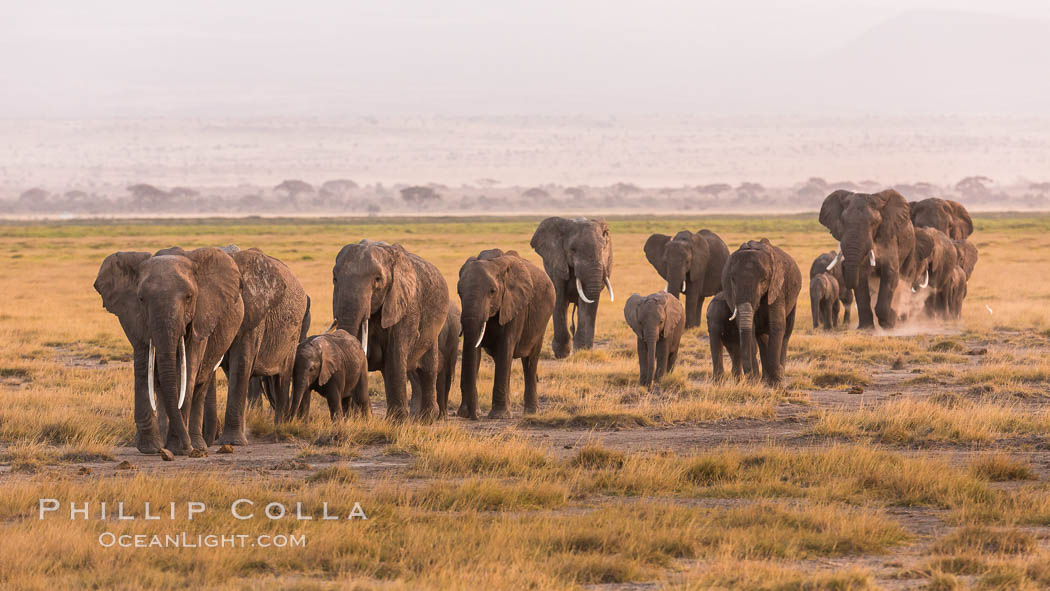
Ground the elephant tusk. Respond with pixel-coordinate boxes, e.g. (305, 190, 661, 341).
(869, 249, 876, 267)
(360, 317, 368, 356)
(474, 323, 486, 348)
(213, 354, 224, 372)
(728, 307, 737, 321)
(681, 281, 687, 293)
(920, 269, 929, 289)
(826, 247, 842, 271)
(576, 278, 594, 304)
(177, 337, 187, 410)
(147, 340, 157, 412)
(324, 319, 337, 334)
(605, 277, 615, 302)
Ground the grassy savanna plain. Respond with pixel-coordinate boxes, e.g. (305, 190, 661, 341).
(2, 214, 1050, 590)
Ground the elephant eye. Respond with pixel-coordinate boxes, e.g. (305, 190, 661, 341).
(374, 275, 382, 284)
(489, 287, 496, 294)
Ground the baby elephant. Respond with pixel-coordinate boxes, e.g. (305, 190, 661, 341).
(810, 273, 840, 330)
(291, 329, 369, 420)
(707, 292, 744, 380)
(624, 292, 685, 388)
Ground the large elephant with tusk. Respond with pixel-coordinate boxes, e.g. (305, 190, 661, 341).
(456, 249, 554, 419)
(643, 229, 729, 330)
(530, 217, 613, 358)
(907, 227, 961, 319)
(332, 240, 449, 421)
(95, 248, 245, 455)
(721, 239, 801, 386)
(819, 189, 916, 329)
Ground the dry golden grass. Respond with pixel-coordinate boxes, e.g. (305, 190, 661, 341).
(2, 214, 1050, 589)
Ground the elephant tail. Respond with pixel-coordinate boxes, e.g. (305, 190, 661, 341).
(299, 296, 312, 344)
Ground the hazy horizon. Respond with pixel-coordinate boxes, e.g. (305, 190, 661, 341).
(4, 1, 1050, 117)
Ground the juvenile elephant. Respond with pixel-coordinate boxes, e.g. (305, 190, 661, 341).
(410, 304, 461, 418)
(290, 330, 368, 420)
(95, 248, 245, 454)
(819, 189, 916, 329)
(908, 227, 960, 319)
(707, 292, 746, 380)
(910, 198, 973, 241)
(643, 229, 729, 329)
(217, 248, 310, 446)
(333, 240, 449, 421)
(810, 273, 840, 330)
(722, 239, 801, 386)
(945, 266, 968, 319)
(457, 249, 555, 419)
(810, 251, 853, 327)
(531, 217, 613, 357)
(624, 292, 685, 388)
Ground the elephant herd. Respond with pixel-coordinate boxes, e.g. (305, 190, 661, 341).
(95, 196, 978, 457)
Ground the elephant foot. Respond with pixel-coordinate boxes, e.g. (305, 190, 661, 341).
(386, 405, 410, 423)
(456, 405, 479, 420)
(552, 339, 571, 359)
(164, 442, 190, 456)
(135, 430, 163, 455)
(415, 403, 439, 424)
(190, 435, 208, 451)
(487, 407, 511, 419)
(524, 405, 538, 415)
(216, 430, 249, 446)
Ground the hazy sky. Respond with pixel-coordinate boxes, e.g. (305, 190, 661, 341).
(3, 1, 1049, 116)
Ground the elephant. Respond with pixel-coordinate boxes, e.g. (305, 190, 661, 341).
(623, 292, 685, 388)
(643, 229, 729, 329)
(954, 239, 979, 280)
(530, 217, 613, 358)
(909, 198, 973, 240)
(290, 329, 368, 420)
(810, 273, 840, 330)
(819, 189, 916, 329)
(909, 227, 960, 319)
(332, 240, 449, 421)
(95, 248, 245, 454)
(707, 292, 748, 380)
(215, 248, 310, 446)
(721, 239, 802, 385)
(457, 249, 555, 419)
(409, 304, 461, 418)
(810, 251, 853, 327)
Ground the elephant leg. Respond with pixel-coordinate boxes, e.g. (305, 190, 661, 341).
(381, 355, 410, 422)
(322, 384, 341, 421)
(187, 377, 211, 451)
(843, 292, 853, 326)
(763, 306, 787, 386)
(551, 287, 572, 358)
(156, 399, 169, 450)
(832, 300, 841, 328)
(435, 361, 448, 419)
(574, 299, 598, 350)
(654, 338, 669, 383)
(637, 337, 650, 385)
(488, 337, 514, 419)
(275, 372, 293, 423)
(217, 339, 256, 446)
(203, 378, 218, 446)
(782, 307, 796, 368)
(522, 353, 540, 415)
(709, 331, 725, 380)
(408, 371, 422, 417)
(458, 342, 483, 420)
(132, 346, 162, 454)
(684, 288, 700, 329)
(352, 372, 370, 417)
(667, 347, 678, 375)
(414, 346, 440, 422)
(875, 272, 899, 329)
(728, 339, 743, 379)
(854, 282, 875, 329)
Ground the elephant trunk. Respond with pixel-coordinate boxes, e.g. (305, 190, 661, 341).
(577, 266, 604, 302)
(290, 361, 311, 418)
(840, 230, 873, 291)
(459, 317, 483, 419)
(736, 303, 757, 377)
(643, 325, 659, 387)
(152, 321, 188, 450)
(335, 292, 371, 353)
(665, 267, 685, 300)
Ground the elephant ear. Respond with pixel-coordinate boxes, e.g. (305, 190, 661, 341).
(499, 257, 534, 325)
(530, 217, 570, 279)
(819, 191, 850, 240)
(913, 228, 935, 261)
(187, 248, 243, 339)
(598, 219, 613, 277)
(230, 248, 286, 331)
(458, 255, 478, 279)
(316, 337, 341, 386)
(874, 189, 913, 247)
(662, 296, 685, 337)
(765, 244, 785, 307)
(382, 245, 418, 329)
(623, 294, 642, 333)
(949, 200, 973, 239)
(94, 251, 151, 342)
(643, 234, 671, 279)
